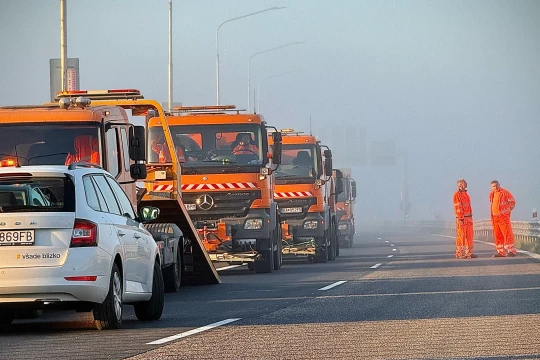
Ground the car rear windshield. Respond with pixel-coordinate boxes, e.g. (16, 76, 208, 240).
(0, 175, 75, 213)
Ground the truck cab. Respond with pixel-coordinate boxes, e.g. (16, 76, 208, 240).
(269, 129, 340, 263)
(335, 168, 356, 248)
(147, 105, 283, 273)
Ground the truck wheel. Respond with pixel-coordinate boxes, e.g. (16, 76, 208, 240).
(255, 248, 274, 273)
(273, 226, 283, 270)
(314, 238, 328, 263)
(93, 263, 123, 330)
(327, 231, 336, 261)
(0, 310, 14, 331)
(163, 249, 182, 293)
(134, 260, 165, 321)
(335, 223, 340, 257)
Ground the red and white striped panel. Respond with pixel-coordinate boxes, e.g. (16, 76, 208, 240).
(274, 191, 313, 198)
(181, 182, 257, 191)
(337, 207, 345, 211)
(153, 184, 174, 191)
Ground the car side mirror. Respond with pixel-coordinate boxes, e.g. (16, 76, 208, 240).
(129, 126, 146, 161)
(130, 163, 147, 180)
(139, 206, 160, 223)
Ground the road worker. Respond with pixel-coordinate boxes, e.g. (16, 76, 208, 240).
(232, 133, 258, 155)
(65, 135, 100, 165)
(454, 179, 477, 259)
(489, 180, 517, 257)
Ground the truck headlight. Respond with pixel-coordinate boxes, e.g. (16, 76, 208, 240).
(244, 219, 263, 230)
(303, 220, 318, 229)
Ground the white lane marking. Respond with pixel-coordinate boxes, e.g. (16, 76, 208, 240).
(377, 237, 382, 240)
(390, 244, 395, 246)
(385, 240, 390, 243)
(317, 287, 540, 299)
(216, 264, 244, 271)
(147, 318, 241, 345)
(370, 263, 382, 269)
(388, 255, 394, 258)
(318, 280, 347, 291)
(392, 248, 397, 251)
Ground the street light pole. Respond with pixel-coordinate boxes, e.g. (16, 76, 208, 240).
(215, 6, 285, 105)
(256, 70, 304, 113)
(168, 0, 173, 112)
(247, 41, 304, 112)
(60, 0, 67, 92)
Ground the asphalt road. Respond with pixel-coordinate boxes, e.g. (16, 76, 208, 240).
(2, 232, 540, 360)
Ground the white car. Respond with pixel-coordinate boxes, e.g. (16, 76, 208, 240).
(0, 164, 164, 330)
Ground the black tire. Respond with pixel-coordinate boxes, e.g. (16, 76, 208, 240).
(273, 226, 283, 270)
(247, 262, 255, 271)
(327, 229, 336, 261)
(134, 261, 165, 321)
(16, 309, 42, 319)
(314, 238, 328, 263)
(93, 263, 123, 330)
(0, 310, 14, 330)
(335, 223, 340, 257)
(163, 249, 182, 293)
(255, 248, 274, 273)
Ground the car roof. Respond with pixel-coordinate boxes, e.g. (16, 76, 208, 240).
(0, 165, 108, 178)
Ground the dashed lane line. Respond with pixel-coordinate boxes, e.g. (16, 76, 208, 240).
(147, 318, 242, 345)
(318, 281, 347, 291)
(388, 255, 394, 258)
(370, 263, 382, 269)
(392, 248, 397, 251)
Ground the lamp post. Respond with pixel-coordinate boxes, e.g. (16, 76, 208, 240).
(215, 7, 285, 105)
(256, 70, 304, 113)
(247, 41, 304, 112)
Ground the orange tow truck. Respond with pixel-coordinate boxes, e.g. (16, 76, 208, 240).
(335, 168, 356, 248)
(270, 129, 340, 263)
(50, 90, 220, 288)
(146, 105, 284, 273)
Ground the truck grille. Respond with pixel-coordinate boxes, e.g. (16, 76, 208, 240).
(183, 190, 261, 220)
(276, 197, 317, 219)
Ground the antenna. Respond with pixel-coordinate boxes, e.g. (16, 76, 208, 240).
(309, 115, 312, 135)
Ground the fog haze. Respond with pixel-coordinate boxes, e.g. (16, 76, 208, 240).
(1, 0, 539, 221)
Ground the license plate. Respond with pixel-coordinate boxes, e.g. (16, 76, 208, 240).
(281, 207, 302, 214)
(185, 204, 196, 211)
(0, 230, 35, 246)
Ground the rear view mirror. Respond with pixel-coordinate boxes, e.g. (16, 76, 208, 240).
(129, 126, 146, 161)
(272, 132, 283, 142)
(351, 180, 357, 199)
(130, 163, 147, 180)
(272, 138, 282, 165)
(324, 150, 333, 176)
(334, 169, 344, 195)
(139, 206, 160, 223)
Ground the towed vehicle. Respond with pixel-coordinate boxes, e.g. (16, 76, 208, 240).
(0, 165, 164, 330)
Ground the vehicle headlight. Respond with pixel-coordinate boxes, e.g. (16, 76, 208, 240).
(303, 220, 318, 229)
(244, 219, 263, 230)
(338, 224, 348, 230)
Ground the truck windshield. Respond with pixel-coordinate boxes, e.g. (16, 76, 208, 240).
(0, 124, 101, 167)
(148, 124, 264, 167)
(0, 176, 75, 213)
(275, 144, 319, 179)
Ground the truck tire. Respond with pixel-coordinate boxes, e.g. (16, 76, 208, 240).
(273, 225, 283, 270)
(163, 248, 182, 293)
(93, 263, 123, 330)
(327, 228, 336, 261)
(314, 238, 328, 263)
(134, 260, 165, 321)
(255, 237, 274, 273)
(335, 222, 340, 257)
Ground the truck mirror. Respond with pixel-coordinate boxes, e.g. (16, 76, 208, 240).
(334, 169, 344, 195)
(351, 180, 357, 199)
(130, 163, 147, 180)
(324, 158, 333, 177)
(139, 206, 160, 223)
(272, 132, 282, 142)
(323, 149, 332, 158)
(272, 141, 282, 165)
(129, 126, 146, 161)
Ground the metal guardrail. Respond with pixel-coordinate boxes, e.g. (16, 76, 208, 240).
(359, 219, 540, 254)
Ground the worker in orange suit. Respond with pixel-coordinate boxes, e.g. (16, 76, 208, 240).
(489, 180, 516, 257)
(454, 179, 477, 259)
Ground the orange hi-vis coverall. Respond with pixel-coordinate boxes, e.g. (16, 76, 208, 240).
(490, 188, 516, 256)
(454, 190, 474, 256)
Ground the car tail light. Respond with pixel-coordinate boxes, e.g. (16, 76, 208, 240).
(64, 276, 97, 281)
(70, 219, 98, 247)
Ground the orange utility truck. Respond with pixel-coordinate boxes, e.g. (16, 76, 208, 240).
(270, 129, 340, 263)
(335, 168, 356, 248)
(146, 105, 283, 273)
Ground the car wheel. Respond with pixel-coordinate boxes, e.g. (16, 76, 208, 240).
(0, 310, 14, 331)
(93, 263, 123, 330)
(134, 260, 165, 321)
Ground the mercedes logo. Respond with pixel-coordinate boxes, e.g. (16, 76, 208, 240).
(196, 194, 214, 210)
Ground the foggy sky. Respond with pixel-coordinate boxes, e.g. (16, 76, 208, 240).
(1, 0, 539, 221)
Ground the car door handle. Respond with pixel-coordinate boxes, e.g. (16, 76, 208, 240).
(117, 230, 126, 237)
(133, 233, 142, 239)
